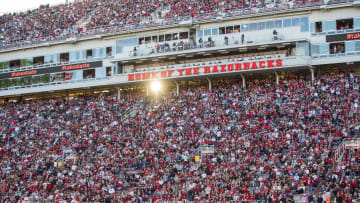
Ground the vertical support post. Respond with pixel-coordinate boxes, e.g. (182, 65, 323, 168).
(274, 71, 279, 85)
(146, 87, 149, 97)
(175, 81, 179, 96)
(240, 74, 246, 88)
(117, 88, 121, 100)
(206, 78, 212, 92)
(310, 67, 315, 83)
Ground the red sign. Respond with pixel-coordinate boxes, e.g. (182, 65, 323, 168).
(128, 59, 282, 81)
(11, 70, 37, 77)
(347, 32, 360, 40)
(61, 63, 91, 71)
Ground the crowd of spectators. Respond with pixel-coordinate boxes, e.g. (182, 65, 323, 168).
(316, 147, 359, 202)
(0, 0, 331, 50)
(0, 71, 359, 202)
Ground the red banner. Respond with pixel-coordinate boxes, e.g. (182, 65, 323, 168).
(128, 59, 282, 81)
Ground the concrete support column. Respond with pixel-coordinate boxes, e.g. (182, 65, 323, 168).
(117, 88, 121, 100)
(310, 67, 315, 83)
(175, 81, 179, 96)
(240, 74, 246, 88)
(274, 71, 279, 85)
(206, 78, 212, 92)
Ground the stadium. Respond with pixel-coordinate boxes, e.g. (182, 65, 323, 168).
(0, 0, 360, 202)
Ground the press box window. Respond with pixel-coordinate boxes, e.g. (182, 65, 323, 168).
(234, 25, 240, 32)
(330, 42, 345, 54)
(106, 67, 112, 76)
(226, 26, 234, 34)
(60, 53, 69, 62)
(337, 19, 353, 30)
(33, 56, 44, 65)
(152, 36, 158, 42)
(315, 22, 322, 33)
(145, 37, 151, 44)
(83, 69, 95, 79)
(86, 50, 93, 58)
(165, 34, 172, 41)
(179, 32, 188, 39)
(219, 27, 226, 35)
(106, 47, 112, 56)
(10, 60, 20, 69)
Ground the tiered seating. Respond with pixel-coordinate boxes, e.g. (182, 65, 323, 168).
(0, 71, 359, 202)
(0, 0, 325, 50)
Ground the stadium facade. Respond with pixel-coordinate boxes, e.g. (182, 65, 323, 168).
(0, 1, 359, 100)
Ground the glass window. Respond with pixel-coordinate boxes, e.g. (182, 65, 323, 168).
(116, 40, 124, 54)
(197, 30, 203, 38)
(241, 24, 248, 32)
(212, 28, 218, 35)
(48, 54, 60, 64)
(326, 20, 336, 31)
(248, 23, 257, 31)
(219, 27, 226, 34)
(330, 42, 345, 54)
(355, 41, 360, 51)
(321, 21, 327, 32)
(296, 42, 310, 56)
(354, 18, 360, 29)
(23, 58, 33, 66)
(310, 22, 315, 33)
(292, 18, 300, 26)
(320, 44, 329, 55)
(283, 19, 292, 28)
(311, 45, 320, 56)
(204, 29, 212, 36)
(300, 17, 309, 32)
(315, 22, 323, 33)
(345, 41, 355, 52)
(336, 19, 354, 30)
(76, 51, 80, 60)
(116, 38, 138, 54)
(274, 20, 282, 28)
(266, 21, 274, 29)
(234, 25, 240, 33)
(69, 52, 77, 62)
(258, 22, 265, 30)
